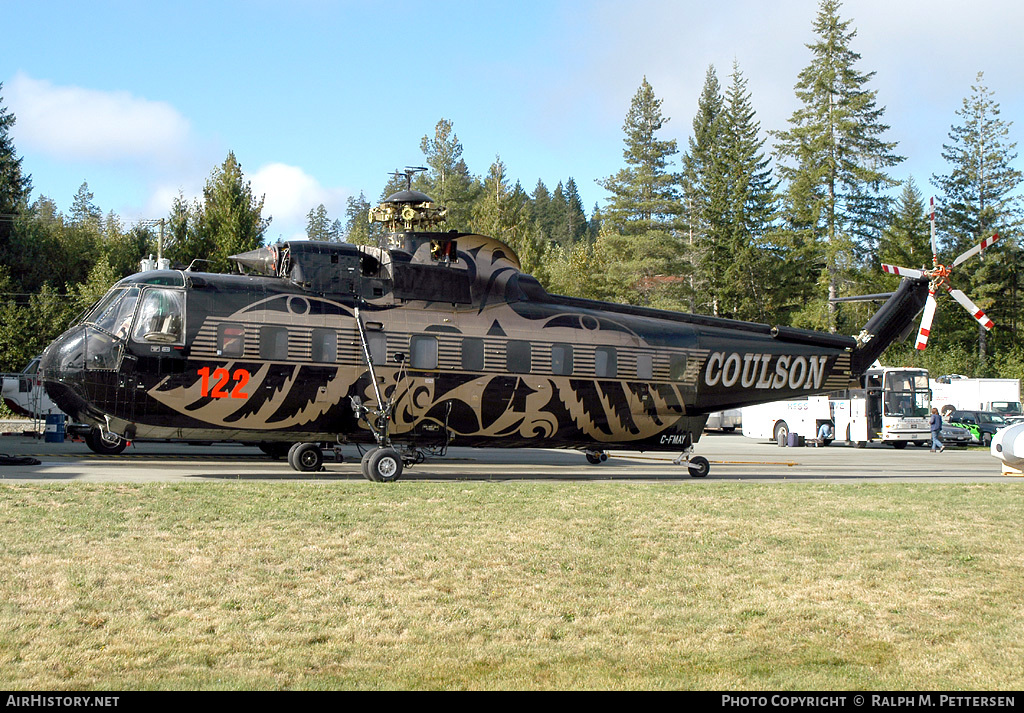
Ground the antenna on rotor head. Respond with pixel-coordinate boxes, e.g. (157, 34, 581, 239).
(391, 166, 427, 192)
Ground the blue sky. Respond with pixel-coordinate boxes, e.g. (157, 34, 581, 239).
(3, 0, 1022, 242)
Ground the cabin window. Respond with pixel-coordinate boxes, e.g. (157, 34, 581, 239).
(669, 354, 688, 381)
(218, 324, 246, 357)
(595, 347, 617, 378)
(260, 326, 289, 360)
(312, 329, 337, 363)
(462, 338, 484, 371)
(410, 335, 438, 370)
(551, 343, 573, 376)
(637, 353, 653, 380)
(131, 288, 184, 345)
(507, 340, 532, 374)
(366, 332, 387, 365)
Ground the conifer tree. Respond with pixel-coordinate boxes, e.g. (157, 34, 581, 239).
(417, 119, 480, 230)
(599, 77, 681, 235)
(877, 177, 930, 273)
(343, 192, 379, 246)
(530, 180, 553, 240)
(306, 203, 341, 241)
(598, 77, 686, 308)
(195, 152, 271, 272)
(474, 157, 526, 243)
(772, 0, 902, 332)
(931, 72, 1023, 364)
(719, 62, 779, 322)
(681, 65, 727, 314)
(0, 83, 31, 244)
(164, 192, 204, 267)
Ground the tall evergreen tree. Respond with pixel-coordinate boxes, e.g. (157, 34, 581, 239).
(599, 77, 682, 235)
(164, 192, 204, 268)
(70, 182, 102, 227)
(718, 61, 779, 322)
(343, 192, 380, 246)
(417, 119, 480, 230)
(877, 177, 930, 273)
(306, 203, 341, 241)
(772, 0, 903, 332)
(195, 152, 271, 272)
(530, 180, 553, 240)
(931, 72, 1023, 364)
(681, 65, 728, 314)
(560, 178, 587, 245)
(0, 83, 31, 244)
(598, 77, 686, 308)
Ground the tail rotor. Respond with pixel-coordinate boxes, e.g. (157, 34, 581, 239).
(880, 197, 998, 350)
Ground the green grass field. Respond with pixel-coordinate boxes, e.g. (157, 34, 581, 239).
(1, 481, 1021, 690)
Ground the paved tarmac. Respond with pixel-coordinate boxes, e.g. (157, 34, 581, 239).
(0, 427, 1015, 483)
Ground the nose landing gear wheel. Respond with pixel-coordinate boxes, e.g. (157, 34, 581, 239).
(84, 427, 127, 455)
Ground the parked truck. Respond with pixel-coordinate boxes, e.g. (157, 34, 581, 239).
(930, 375, 1021, 416)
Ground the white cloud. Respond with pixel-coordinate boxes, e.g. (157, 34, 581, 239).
(6, 71, 193, 166)
(250, 163, 351, 239)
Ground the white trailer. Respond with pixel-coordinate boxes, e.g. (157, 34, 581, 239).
(741, 366, 931, 448)
(930, 376, 1021, 416)
(705, 409, 742, 432)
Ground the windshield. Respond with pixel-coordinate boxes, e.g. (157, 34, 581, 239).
(990, 402, 1022, 414)
(979, 413, 1008, 425)
(882, 370, 931, 418)
(87, 287, 140, 339)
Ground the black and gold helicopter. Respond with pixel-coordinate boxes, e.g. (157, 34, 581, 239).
(40, 176, 936, 481)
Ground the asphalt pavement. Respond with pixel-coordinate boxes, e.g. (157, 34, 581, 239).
(0, 426, 1014, 483)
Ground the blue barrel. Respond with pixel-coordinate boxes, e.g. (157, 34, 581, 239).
(44, 413, 65, 443)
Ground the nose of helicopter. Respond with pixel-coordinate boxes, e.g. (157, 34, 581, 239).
(39, 325, 96, 423)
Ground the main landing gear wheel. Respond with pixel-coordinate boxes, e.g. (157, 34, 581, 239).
(361, 447, 403, 483)
(84, 427, 127, 455)
(585, 450, 608, 465)
(289, 442, 324, 472)
(688, 456, 710, 478)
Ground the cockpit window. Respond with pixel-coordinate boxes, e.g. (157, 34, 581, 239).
(91, 287, 140, 339)
(131, 288, 185, 344)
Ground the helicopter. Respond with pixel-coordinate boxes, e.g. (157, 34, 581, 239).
(40, 174, 943, 482)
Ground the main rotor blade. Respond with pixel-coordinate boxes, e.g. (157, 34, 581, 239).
(915, 291, 937, 350)
(882, 264, 926, 279)
(948, 288, 994, 330)
(952, 233, 1000, 267)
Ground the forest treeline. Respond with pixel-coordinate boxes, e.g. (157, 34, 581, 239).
(0, 0, 1021, 382)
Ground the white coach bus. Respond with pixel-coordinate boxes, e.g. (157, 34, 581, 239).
(741, 366, 932, 448)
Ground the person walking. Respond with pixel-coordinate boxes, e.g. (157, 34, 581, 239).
(929, 407, 945, 452)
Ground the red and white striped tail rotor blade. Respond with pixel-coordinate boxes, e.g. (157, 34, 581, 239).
(948, 288, 994, 330)
(930, 197, 938, 263)
(882, 264, 926, 279)
(952, 233, 1000, 267)
(915, 292, 937, 350)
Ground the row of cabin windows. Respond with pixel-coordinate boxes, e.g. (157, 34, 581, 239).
(217, 324, 688, 380)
